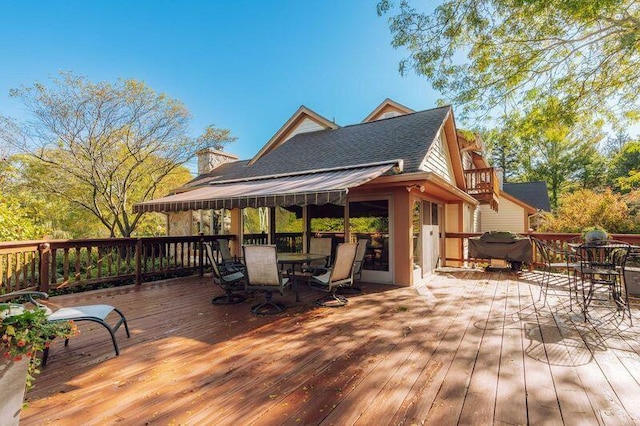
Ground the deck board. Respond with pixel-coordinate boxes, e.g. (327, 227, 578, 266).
(19, 269, 640, 425)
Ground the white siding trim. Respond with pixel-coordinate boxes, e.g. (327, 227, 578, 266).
(284, 117, 325, 141)
(421, 129, 455, 184)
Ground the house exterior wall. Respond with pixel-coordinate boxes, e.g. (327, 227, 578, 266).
(422, 130, 455, 185)
(479, 197, 528, 233)
(444, 203, 462, 266)
(392, 188, 412, 286)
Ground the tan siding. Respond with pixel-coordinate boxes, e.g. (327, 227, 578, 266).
(462, 151, 473, 170)
(422, 130, 455, 184)
(479, 197, 528, 233)
(464, 203, 479, 233)
(284, 117, 325, 141)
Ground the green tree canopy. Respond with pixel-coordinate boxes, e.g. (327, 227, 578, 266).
(609, 140, 640, 192)
(378, 0, 640, 124)
(0, 72, 235, 237)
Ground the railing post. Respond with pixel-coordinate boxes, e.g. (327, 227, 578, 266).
(39, 243, 50, 293)
(135, 238, 142, 286)
(198, 233, 205, 278)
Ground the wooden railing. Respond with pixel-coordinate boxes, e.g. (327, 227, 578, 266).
(463, 167, 500, 211)
(0, 235, 235, 294)
(445, 232, 640, 266)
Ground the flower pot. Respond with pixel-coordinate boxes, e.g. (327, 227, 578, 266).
(0, 356, 29, 425)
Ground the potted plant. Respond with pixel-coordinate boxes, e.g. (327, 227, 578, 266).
(1, 302, 77, 425)
(582, 226, 609, 243)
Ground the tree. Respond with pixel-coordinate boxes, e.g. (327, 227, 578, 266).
(0, 73, 235, 237)
(608, 140, 640, 192)
(499, 98, 605, 208)
(482, 118, 524, 181)
(378, 0, 640, 124)
(540, 188, 636, 233)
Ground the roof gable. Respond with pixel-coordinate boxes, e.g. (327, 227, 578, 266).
(503, 181, 551, 211)
(248, 105, 338, 166)
(187, 106, 453, 188)
(362, 98, 415, 123)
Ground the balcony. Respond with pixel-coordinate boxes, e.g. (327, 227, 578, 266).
(464, 167, 500, 211)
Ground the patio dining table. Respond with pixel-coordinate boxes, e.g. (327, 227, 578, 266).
(277, 252, 329, 302)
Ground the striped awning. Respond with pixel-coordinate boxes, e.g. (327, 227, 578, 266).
(133, 163, 397, 213)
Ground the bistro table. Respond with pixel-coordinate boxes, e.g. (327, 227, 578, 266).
(277, 252, 329, 302)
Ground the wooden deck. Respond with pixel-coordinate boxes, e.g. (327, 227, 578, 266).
(21, 269, 640, 425)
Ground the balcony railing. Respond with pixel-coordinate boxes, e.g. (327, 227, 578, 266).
(464, 167, 500, 211)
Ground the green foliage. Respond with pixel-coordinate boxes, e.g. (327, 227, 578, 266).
(609, 140, 640, 192)
(1, 303, 77, 388)
(483, 98, 606, 208)
(275, 207, 302, 233)
(379, 0, 640, 125)
(0, 193, 51, 241)
(540, 189, 637, 233)
(0, 72, 233, 237)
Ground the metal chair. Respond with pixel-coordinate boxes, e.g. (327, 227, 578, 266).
(1, 291, 130, 366)
(574, 240, 632, 322)
(243, 245, 291, 315)
(338, 239, 368, 295)
(310, 242, 358, 307)
(531, 237, 579, 309)
(204, 243, 246, 305)
(217, 238, 245, 273)
(302, 237, 333, 275)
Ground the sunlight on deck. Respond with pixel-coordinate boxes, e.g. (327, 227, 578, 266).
(20, 269, 640, 425)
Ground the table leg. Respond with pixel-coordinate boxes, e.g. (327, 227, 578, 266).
(285, 263, 300, 302)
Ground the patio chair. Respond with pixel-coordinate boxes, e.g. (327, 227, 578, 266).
(338, 239, 368, 295)
(243, 245, 291, 315)
(531, 237, 580, 309)
(0, 290, 129, 366)
(574, 240, 632, 323)
(204, 243, 246, 305)
(217, 238, 245, 273)
(310, 242, 358, 307)
(302, 237, 332, 275)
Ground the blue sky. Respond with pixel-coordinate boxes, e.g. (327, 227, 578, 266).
(0, 0, 440, 169)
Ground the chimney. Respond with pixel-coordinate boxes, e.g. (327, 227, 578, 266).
(196, 149, 239, 175)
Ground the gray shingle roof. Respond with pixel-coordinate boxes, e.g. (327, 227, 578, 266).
(188, 105, 451, 186)
(503, 182, 551, 211)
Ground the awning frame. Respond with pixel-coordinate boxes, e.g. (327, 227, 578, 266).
(134, 161, 402, 213)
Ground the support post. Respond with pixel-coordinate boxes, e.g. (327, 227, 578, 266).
(198, 233, 205, 278)
(38, 243, 50, 293)
(135, 239, 142, 286)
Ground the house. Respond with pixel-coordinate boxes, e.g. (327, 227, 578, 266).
(478, 181, 551, 233)
(135, 99, 537, 286)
